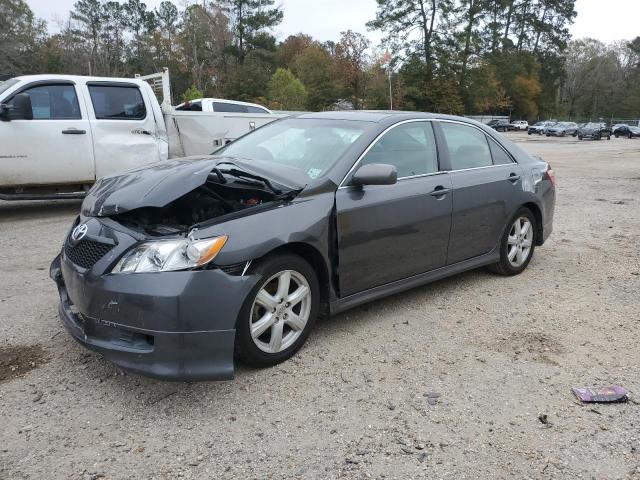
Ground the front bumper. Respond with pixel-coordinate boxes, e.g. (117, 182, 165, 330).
(50, 254, 259, 381)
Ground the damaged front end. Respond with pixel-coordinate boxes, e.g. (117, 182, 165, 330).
(82, 157, 304, 237)
(51, 156, 308, 380)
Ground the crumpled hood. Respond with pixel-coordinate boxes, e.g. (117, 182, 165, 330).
(81, 156, 306, 217)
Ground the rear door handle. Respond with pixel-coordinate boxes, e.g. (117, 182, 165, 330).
(429, 186, 451, 197)
(61, 128, 86, 135)
(508, 173, 521, 183)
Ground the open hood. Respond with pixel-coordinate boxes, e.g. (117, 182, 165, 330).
(82, 156, 305, 217)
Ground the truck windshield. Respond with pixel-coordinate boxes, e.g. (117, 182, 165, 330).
(0, 78, 19, 98)
(216, 118, 368, 180)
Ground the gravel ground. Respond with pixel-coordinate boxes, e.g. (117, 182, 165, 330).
(1, 134, 639, 480)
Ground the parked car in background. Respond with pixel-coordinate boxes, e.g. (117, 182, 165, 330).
(50, 111, 556, 381)
(546, 122, 579, 137)
(577, 122, 611, 140)
(614, 125, 640, 138)
(611, 124, 628, 135)
(528, 121, 554, 135)
(175, 98, 272, 114)
(487, 119, 513, 132)
(511, 120, 528, 130)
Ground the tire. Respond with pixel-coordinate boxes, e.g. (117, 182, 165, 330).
(607, 135, 611, 140)
(528, 131, 532, 135)
(235, 253, 320, 368)
(615, 134, 619, 138)
(578, 135, 583, 140)
(627, 133, 632, 139)
(489, 207, 537, 276)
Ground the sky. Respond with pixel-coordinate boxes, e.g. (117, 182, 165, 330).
(27, 0, 640, 45)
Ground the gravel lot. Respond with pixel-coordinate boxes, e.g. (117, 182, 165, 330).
(1, 133, 639, 479)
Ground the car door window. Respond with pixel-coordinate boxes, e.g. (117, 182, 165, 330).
(8, 84, 81, 120)
(247, 105, 269, 114)
(487, 137, 513, 165)
(88, 85, 146, 120)
(441, 122, 492, 170)
(360, 122, 438, 178)
(212, 102, 248, 113)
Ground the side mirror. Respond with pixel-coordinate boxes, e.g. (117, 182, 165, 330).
(350, 163, 397, 187)
(3, 93, 33, 121)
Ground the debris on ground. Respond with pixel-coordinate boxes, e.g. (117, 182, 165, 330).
(572, 385, 628, 403)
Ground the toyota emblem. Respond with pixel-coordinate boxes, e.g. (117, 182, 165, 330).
(71, 223, 88, 242)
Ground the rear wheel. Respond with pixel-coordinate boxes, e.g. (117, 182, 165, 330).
(489, 208, 536, 276)
(235, 253, 319, 368)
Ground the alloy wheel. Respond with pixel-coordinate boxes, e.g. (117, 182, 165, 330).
(249, 270, 312, 354)
(507, 217, 534, 268)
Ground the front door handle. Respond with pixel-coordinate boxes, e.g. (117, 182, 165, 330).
(62, 128, 86, 135)
(429, 186, 451, 198)
(508, 173, 521, 183)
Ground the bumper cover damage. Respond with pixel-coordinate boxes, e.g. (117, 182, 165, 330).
(50, 254, 258, 381)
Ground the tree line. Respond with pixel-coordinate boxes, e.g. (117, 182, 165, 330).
(1, 0, 639, 121)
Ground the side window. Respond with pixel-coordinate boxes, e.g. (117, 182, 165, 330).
(487, 137, 513, 165)
(8, 84, 80, 120)
(213, 102, 248, 113)
(360, 122, 439, 178)
(441, 122, 492, 170)
(88, 85, 146, 120)
(247, 105, 269, 114)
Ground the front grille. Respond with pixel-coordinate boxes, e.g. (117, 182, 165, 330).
(64, 239, 114, 269)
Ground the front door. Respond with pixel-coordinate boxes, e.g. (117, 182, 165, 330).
(336, 121, 452, 297)
(0, 82, 95, 187)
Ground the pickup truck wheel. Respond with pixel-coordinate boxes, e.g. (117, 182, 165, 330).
(578, 135, 583, 140)
(607, 135, 611, 140)
(235, 253, 319, 368)
(615, 133, 619, 138)
(628, 133, 633, 139)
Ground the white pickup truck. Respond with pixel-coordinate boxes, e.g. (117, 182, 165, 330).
(0, 69, 284, 200)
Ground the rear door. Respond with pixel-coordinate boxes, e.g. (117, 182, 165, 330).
(336, 120, 452, 296)
(0, 81, 95, 187)
(437, 121, 523, 265)
(84, 81, 161, 179)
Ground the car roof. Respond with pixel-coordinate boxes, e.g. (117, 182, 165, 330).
(294, 110, 486, 125)
(14, 74, 147, 86)
(178, 97, 269, 109)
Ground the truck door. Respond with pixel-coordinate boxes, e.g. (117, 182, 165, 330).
(0, 81, 95, 187)
(84, 82, 162, 179)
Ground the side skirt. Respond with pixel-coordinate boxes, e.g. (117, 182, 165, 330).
(329, 249, 500, 315)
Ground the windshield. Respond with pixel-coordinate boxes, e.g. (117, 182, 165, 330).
(216, 118, 369, 180)
(584, 123, 600, 128)
(0, 78, 19, 98)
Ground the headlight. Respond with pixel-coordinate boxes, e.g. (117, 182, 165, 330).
(111, 236, 228, 274)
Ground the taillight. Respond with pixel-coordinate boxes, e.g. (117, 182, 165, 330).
(544, 165, 556, 186)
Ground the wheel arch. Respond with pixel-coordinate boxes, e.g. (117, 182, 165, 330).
(522, 202, 543, 246)
(258, 242, 331, 313)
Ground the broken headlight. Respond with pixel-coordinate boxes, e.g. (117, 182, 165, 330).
(111, 236, 228, 274)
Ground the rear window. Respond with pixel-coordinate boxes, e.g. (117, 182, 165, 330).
(88, 85, 146, 120)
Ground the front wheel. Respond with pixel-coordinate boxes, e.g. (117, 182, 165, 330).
(235, 253, 320, 368)
(489, 208, 536, 276)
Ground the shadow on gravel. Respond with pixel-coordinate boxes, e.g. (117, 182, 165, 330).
(0, 344, 49, 383)
(0, 200, 81, 222)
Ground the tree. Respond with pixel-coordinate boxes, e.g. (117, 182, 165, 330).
(182, 85, 203, 102)
(69, 0, 104, 74)
(267, 68, 307, 110)
(334, 30, 370, 109)
(291, 45, 338, 110)
(223, 0, 283, 64)
(0, 0, 47, 75)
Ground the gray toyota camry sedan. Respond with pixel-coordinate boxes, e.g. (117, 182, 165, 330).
(50, 111, 556, 381)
